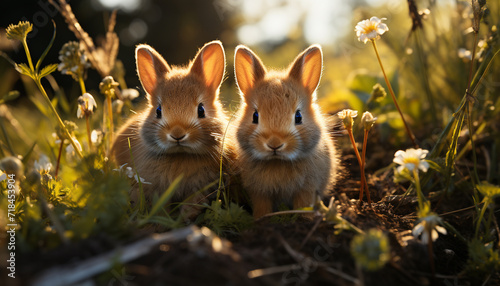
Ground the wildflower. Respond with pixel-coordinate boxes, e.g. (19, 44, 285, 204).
(100, 76, 119, 146)
(121, 89, 140, 101)
(338, 109, 370, 205)
(350, 229, 390, 271)
(91, 130, 103, 145)
(34, 154, 52, 174)
(134, 174, 152, 185)
(393, 148, 429, 173)
(6, 21, 32, 41)
(77, 93, 97, 118)
(413, 212, 447, 244)
(370, 83, 387, 102)
(113, 163, 151, 185)
(356, 16, 418, 148)
(65, 137, 82, 162)
(124, 166, 135, 178)
(113, 163, 128, 173)
(361, 111, 377, 131)
(337, 109, 358, 129)
(58, 41, 90, 81)
(99, 76, 119, 97)
(355, 17, 389, 43)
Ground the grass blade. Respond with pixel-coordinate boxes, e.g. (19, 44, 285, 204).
(35, 20, 57, 73)
(139, 175, 183, 226)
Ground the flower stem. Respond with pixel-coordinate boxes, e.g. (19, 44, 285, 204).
(362, 129, 372, 205)
(413, 169, 424, 210)
(21, 39, 34, 72)
(85, 115, 92, 151)
(20, 37, 83, 160)
(474, 198, 490, 239)
(34, 79, 83, 159)
(428, 236, 435, 277)
(106, 95, 114, 154)
(371, 40, 418, 148)
(347, 128, 366, 205)
(78, 75, 86, 94)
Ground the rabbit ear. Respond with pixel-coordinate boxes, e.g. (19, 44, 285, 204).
(136, 45, 170, 98)
(190, 41, 226, 93)
(288, 45, 323, 97)
(234, 45, 266, 98)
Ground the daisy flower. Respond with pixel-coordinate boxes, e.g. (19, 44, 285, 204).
(413, 212, 447, 244)
(393, 148, 429, 173)
(355, 17, 389, 43)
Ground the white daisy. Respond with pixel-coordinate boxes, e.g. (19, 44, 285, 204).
(412, 213, 447, 244)
(355, 17, 389, 43)
(393, 148, 429, 173)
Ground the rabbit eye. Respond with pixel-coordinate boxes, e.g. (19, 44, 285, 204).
(252, 110, 259, 124)
(198, 103, 205, 118)
(295, 110, 302, 124)
(156, 105, 162, 119)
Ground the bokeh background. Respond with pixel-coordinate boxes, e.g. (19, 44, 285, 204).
(0, 0, 497, 148)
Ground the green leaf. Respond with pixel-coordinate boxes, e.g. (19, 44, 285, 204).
(0, 90, 20, 104)
(15, 63, 34, 78)
(426, 159, 444, 174)
(38, 64, 58, 79)
(35, 20, 57, 72)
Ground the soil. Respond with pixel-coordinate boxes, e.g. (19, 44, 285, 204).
(15, 137, 500, 286)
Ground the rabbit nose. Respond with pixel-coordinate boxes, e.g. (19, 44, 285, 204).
(266, 137, 284, 151)
(267, 143, 284, 151)
(170, 134, 186, 141)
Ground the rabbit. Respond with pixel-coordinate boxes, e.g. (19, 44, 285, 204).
(233, 44, 339, 219)
(111, 40, 235, 219)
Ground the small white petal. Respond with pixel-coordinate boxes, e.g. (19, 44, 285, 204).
(419, 161, 430, 172)
(435, 225, 447, 235)
(413, 223, 424, 237)
(431, 230, 439, 242)
(125, 167, 134, 178)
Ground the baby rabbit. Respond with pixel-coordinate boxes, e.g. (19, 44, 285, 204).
(112, 41, 234, 218)
(233, 44, 339, 219)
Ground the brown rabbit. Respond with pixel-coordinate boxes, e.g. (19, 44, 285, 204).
(233, 44, 339, 219)
(111, 41, 235, 219)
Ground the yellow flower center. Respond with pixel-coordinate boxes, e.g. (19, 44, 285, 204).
(361, 24, 378, 35)
(403, 157, 420, 167)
